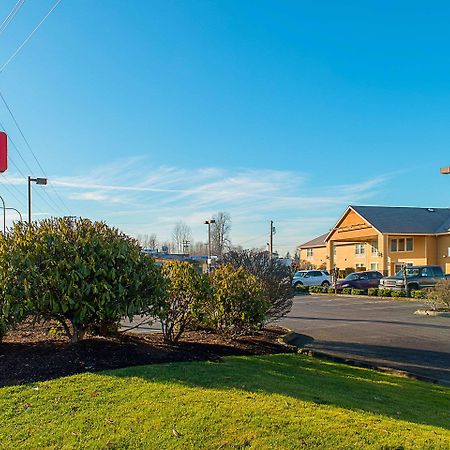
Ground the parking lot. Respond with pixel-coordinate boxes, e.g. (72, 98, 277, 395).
(280, 294, 450, 385)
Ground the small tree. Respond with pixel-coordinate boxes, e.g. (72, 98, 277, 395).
(0, 218, 164, 343)
(427, 279, 450, 310)
(207, 264, 268, 334)
(158, 261, 210, 343)
(220, 250, 294, 323)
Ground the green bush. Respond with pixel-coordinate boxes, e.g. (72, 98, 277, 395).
(207, 264, 269, 334)
(295, 284, 309, 294)
(220, 251, 294, 323)
(342, 288, 352, 295)
(412, 289, 427, 299)
(0, 218, 164, 343)
(391, 290, 407, 298)
(427, 280, 450, 309)
(158, 261, 210, 343)
(351, 288, 366, 296)
(327, 287, 335, 294)
(367, 288, 378, 297)
(377, 288, 392, 297)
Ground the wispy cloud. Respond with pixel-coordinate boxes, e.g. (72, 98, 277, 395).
(0, 157, 393, 253)
(47, 158, 393, 252)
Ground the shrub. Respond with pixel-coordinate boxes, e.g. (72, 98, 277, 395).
(412, 289, 427, 299)
(367, 288, 378, 297)
(391, 290, 407, 298)
(220, 251, 293, 323)
(158, 261, 210, 343)
(295, 284, 309, 294)
(207, 264, 269, 334)
(351, 288, 366, 296)
(377, 288, 392, 297)
(327, 287, 335, 294)
(427, 280, 450, 309)
(342, 288, 352, 295)
(0, 218, 164, 343)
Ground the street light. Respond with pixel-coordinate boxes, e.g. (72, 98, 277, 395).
(204, 219, 216, 270)
(5, 207, 23, 223)
(440, 166, 450, 175)
(0, 195, 5, 233)
(28, 176, 47, 223)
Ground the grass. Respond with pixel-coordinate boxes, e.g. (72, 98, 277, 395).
(0, 354, 449, 449)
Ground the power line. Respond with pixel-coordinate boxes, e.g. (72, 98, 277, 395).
(0, 92, 71, 215)
(0, 0, 62, 74)
(0, 0, 26, 36)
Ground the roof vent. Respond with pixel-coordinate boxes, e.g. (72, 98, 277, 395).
(427, 208, 435, 212)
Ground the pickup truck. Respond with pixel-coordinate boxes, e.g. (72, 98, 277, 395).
(379, 265, 449, 296)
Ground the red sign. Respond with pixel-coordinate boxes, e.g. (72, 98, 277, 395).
(0, 132, 7, 172)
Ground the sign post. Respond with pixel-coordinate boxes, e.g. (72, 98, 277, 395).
(0, 132, 7, 172)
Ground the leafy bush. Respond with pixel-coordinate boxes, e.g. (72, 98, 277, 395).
(377, 288, 392, 297)
(367, 288, 378, 297)
(391, 290, 407, 298)
(351, 288, 366, 296)
(158, 261, 210, 343)
(295, 284, 309, 294)
(427, 280, 450, 309)
(207, 264, 269, 334)
(412, 289, 427, 299)
(0, 218, 164, 343)
(327, 287, 335, 294)
(342, 288, 352, 295)
(220, 251, 293, 323)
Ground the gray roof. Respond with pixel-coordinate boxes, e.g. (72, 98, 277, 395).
(299, 233, 328, 248)
(350, 205, 450, 234)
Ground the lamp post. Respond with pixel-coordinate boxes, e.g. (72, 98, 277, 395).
(6, 207, 23, 222)
(0, 195, 5, 233)
(440, 166, 450, 175)
(28, 176, 47, 224)
(204, 219, 216, 270)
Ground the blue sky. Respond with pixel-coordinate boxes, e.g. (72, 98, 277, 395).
(0, 1, 449, 254)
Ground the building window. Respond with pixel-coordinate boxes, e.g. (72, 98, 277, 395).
(390, 238, 414, 252)
(370, 262, 378, 271)
(406, 238, 413, 251)
(355, 243, 365, 256)
(390, 239, 397, 252)
(306, 248, 313, 258)
(371, 241, 378, 256)
(356, 263, 366, 270)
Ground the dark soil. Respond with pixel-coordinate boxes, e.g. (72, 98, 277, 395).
(0, 320, 295, 387)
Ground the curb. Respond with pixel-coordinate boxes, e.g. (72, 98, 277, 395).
(280, 331, 449, 387)
(296, 292, 423, 302)
(414, 309, 450, 317)
(277, 327, 299, 351)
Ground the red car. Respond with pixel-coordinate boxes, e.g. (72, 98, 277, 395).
(334, 271, 383, 291)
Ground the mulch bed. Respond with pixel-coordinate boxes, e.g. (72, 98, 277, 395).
(0, 320, 295, 387)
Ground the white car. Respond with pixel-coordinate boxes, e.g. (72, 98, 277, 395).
(292, 270, 331, 288)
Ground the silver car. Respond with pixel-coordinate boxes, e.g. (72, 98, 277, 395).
(292, 270, 331, 288)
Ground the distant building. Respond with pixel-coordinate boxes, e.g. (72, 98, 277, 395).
(298, 205, 450, 276)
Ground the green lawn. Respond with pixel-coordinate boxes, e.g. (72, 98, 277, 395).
(1, 354, 449, 449)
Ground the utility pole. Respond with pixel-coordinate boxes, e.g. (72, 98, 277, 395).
(269, 220, 275, 259)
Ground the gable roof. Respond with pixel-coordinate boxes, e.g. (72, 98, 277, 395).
(299, 233, 328, 248)
(350, 205, 450, 234)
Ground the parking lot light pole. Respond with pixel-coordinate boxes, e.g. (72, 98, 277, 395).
(28, 176, 48, 224)
(0, 194, 5, 233)
(440, 166, 450, 175)
(204, 219, 216, 270)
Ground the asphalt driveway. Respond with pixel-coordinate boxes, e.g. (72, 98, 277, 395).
(279, 295, 450, 385)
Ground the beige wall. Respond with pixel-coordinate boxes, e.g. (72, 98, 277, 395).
(437, 234, 450, 274)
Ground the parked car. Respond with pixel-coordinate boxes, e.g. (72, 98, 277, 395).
(379, 265, 448, 296)
(292, 270, 331, 288)
(334, 271, 383, 292)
